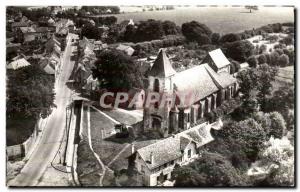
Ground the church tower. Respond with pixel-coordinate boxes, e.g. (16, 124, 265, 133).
(143, 49, 177, 137)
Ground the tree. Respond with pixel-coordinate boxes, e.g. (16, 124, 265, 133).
(256, 64, 278, 105)
(245, 5, 258, 13)
(135, 19, 165, 42)
(220, 33, 241, 44)
(122, 24, 137, 42)
(253, 112, 271, 136)
(92, 50, 143, 90)
(162, 20, 179, 35)
(257, 54, 267, 64)
(268, 112, 286, 138)
(257, 137, 294, 186)
(278, 54, 289, 67)
(247, 55, 258, 68)
(223, 40, 254, 62)
(236, 69, 258, 99)
(6, 64, 55, 119)
(259, 44, 267, 54)
(269, 51, 280, 66)
(172, 152, 248, 186)
(181, 21, 212, 44)
(216, 119, 267, 160)
(81, 24, 103, 40)
(211, 33, 220, 44)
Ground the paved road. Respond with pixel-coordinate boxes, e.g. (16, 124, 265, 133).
(10, 33, 78, 186)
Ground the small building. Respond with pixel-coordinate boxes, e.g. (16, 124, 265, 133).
(131, 121, 222, 186)
(116, 44, 135, 56)
(7, 58, 31, 70)
(39, 58, 56, 75)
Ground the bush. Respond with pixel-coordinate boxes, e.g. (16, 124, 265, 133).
(211, 33, 220, 44)
(220, 33, 241, 44)
(268, 112, 286, 139)
(247, 55, 258, 68)
(181, 21, 212, 44)
(257, 54, 267, 64)
(223, 40, 254, 62)
(172, 151, 248, 187)
(278, 54, 289, 67)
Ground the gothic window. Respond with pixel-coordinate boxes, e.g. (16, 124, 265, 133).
(154, 79, 159, 92)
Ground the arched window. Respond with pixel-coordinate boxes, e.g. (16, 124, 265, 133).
(154, 79, 159, 92)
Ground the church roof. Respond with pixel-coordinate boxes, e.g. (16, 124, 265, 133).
(204, 65, 237, 89)
(173, 64, 219, 106)
(148, 49, 176, 78)
(207, 48, 231, 69)
(208, 49, 230, 69)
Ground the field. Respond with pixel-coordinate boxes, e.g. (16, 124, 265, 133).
(111, 6, 294, 34)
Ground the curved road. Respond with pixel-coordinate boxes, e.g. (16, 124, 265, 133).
(9, 33, 78, 186)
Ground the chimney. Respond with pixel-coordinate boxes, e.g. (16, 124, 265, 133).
(150, 152, 155, 165)
(131, 143, 135, 154)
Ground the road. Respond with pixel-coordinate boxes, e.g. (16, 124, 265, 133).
(9, 33, 78, 186)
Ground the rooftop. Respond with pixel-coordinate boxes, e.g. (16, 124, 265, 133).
(148, 49, 177, 78)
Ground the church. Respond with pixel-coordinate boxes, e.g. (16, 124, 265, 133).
(143, 48, 238, 137)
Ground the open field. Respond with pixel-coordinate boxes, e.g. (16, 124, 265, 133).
(109, 6, 294, 34)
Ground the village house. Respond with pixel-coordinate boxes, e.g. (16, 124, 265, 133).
(116, 44, 135, 56)
(7, 58, 31, 70)
(143, 49, 238, 137)
(131, 120, 223, 186)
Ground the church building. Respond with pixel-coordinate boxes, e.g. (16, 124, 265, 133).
(143, 48, 238, 137)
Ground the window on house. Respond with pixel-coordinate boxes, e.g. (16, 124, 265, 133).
(164, 163, 168, 168)
(141, 165, 145, 173)
(171, 160, 175, 165)
(188, 149, 192, 158)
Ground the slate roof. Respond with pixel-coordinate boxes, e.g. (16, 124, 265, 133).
(7, 58, 31, 70)
(208, 48, 231, 69)
(137, 122, 214, 170)
(137, 137, 182, 170)
(20, 27, 36, 33)
(173, 64, 219, 106)
(148, 49, 177, 78)
(12, 21, 29, 28)
(204, 64, 237, 89)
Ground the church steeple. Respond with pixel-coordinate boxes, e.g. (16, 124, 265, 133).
(148, 49, 176, 78)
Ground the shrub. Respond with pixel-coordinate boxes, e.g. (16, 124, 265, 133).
(257, 54, 267, 64)
(278, 54, 289, 67)
(247, 55, 258, 68)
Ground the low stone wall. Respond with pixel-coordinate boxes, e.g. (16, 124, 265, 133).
(6, 118, 44, 161)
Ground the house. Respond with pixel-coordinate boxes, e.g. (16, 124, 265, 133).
(143, 49, 237, 137)
(74, 63, 93, 88)
(39, 58, 56, 75)
(45, 35, 61, 54)
(202, 48, 231, 73)
(132, 120, 222, 186)
(116, 44, 135, 56)
(7, 58, 31, 70)
(11, 21, 30, 32)
(15, 27, 39, 43)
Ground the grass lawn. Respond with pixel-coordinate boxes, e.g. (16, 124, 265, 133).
(100, 108, 142, 126)
(90, 107, 116, 140)
(6, 113, 36, 146)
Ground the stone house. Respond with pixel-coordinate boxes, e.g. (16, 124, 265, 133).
(143, 49, 237, 137)
(131, 121, 222, 186)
